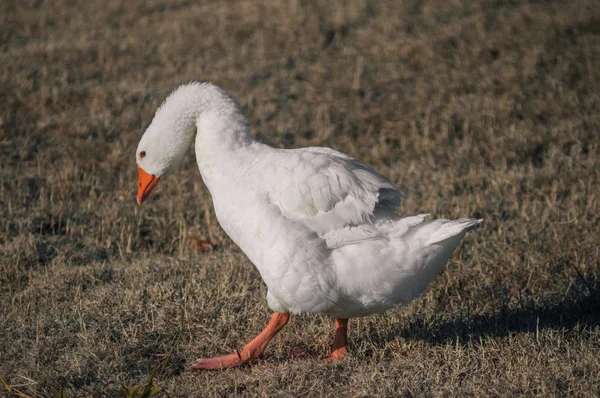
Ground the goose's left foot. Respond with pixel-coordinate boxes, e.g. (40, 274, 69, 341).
(324, 318, 349, 363)
(192, 312, 289, 370)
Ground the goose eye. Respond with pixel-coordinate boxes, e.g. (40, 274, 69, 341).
(139, 151, 146, 159)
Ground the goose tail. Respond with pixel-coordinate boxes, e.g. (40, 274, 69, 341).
(425, 218, 483, 247)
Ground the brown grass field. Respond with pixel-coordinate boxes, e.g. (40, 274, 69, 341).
(1, 0, 600, 396)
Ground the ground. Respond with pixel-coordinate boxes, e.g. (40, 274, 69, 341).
(1, 0, 599, 397)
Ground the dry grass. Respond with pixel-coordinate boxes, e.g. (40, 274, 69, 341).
(1, 0, 600, 396)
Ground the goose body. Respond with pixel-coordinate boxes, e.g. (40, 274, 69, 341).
(135, 82, 482, 367)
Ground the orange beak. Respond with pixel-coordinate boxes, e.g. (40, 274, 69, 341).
(137, 164, 160, 205)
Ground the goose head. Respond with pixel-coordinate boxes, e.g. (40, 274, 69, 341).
(135, 82, 252, 205)
(135, 91, 197, 205)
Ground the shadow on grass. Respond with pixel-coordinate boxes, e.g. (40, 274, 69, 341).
(383, 278, 600, 347)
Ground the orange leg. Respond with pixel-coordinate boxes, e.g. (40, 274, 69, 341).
(325, 318, 349, 362)
(193, 312, 290, 370)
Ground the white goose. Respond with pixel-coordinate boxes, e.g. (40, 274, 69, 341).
(135, 82, 482, 369)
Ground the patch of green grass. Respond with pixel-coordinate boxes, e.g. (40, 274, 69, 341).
(123, 307, 184, 398)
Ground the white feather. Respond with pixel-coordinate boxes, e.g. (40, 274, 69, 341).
(136, 82, 483, 318)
